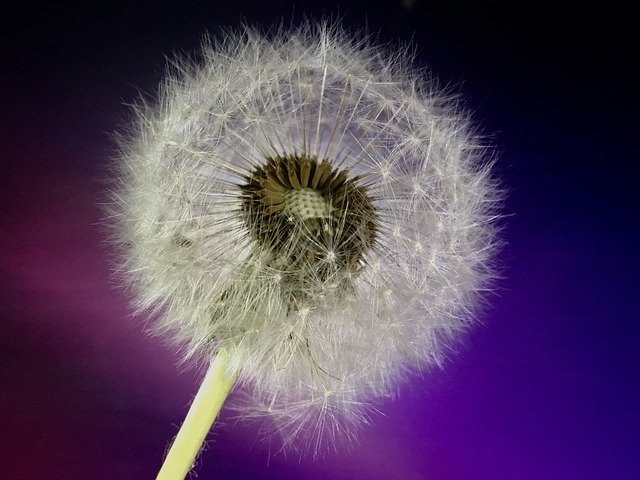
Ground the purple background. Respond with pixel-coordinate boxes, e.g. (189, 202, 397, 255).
(1, 3, 637, 479)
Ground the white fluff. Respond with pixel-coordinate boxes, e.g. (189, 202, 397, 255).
(110, 21, 501, 453)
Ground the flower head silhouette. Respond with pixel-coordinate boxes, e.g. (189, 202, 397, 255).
(112, 21, 500, 454)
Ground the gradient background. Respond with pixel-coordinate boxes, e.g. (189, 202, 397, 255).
(1, 2, 637, 479)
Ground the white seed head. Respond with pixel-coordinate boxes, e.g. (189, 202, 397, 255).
(110, 20, 501, 454)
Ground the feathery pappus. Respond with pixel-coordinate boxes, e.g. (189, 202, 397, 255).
(111, 21, 501, 453)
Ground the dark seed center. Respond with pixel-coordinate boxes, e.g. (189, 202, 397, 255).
(240, 153, 378, 301)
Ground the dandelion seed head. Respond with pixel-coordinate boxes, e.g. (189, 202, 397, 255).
(110, 20, 501, 455)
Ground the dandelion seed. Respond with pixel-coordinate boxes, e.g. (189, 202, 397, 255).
(110, 20, 501, 472)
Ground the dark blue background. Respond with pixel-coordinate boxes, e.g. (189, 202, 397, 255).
(1, 2, 637, 478)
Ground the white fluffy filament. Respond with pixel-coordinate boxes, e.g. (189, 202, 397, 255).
(111, 20, 501, 455)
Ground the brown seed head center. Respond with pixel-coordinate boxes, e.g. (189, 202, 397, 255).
(240, 153, 378, 300)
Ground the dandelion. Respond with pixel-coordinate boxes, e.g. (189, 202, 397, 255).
(111, 20, 500, 477)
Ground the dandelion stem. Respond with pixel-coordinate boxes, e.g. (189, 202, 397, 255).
(156, 349, 235, 480)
